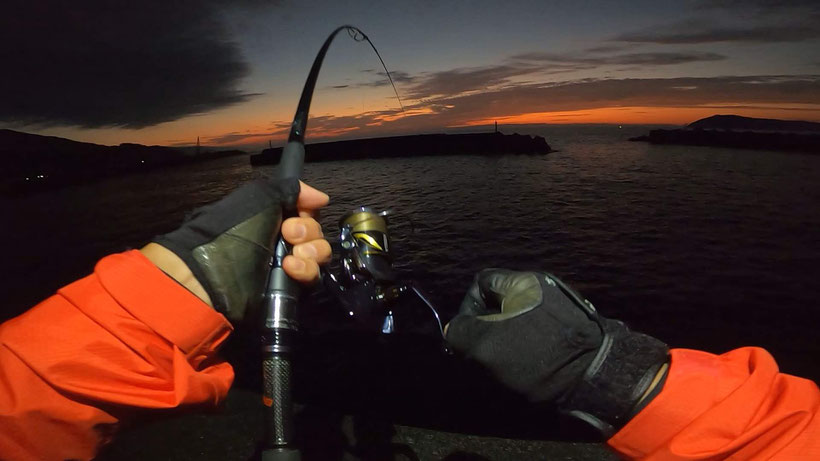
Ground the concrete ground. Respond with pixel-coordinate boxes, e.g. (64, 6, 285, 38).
(97, 389, 618, 461)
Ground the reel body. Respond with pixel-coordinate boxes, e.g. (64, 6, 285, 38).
(323, 207, 446, 341)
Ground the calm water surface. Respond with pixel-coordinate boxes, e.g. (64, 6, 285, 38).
(3, 125, 820, 459)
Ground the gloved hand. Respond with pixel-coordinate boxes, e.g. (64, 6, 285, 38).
(144, 178, 330, 324)
(445, 269, 669, 436)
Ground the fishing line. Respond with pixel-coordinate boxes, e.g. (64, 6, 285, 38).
(345, 26, 406, 115)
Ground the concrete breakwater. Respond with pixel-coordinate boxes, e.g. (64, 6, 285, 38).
(250, 132, 552, 165)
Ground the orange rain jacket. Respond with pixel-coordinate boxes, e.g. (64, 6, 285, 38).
(0, 250, 818, 460)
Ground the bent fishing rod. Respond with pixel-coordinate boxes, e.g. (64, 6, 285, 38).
(260, 25, 405, 461)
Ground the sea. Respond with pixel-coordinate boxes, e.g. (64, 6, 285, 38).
(2, 124, 819, 460)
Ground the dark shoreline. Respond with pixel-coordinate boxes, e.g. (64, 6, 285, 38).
(0, 128, 248, 196)
(629, 129, 820, 154)
(250, 132, 552, 165)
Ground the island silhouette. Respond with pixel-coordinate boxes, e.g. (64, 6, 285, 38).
(629, 115, 820, 153)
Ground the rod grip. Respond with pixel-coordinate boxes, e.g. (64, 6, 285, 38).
(263, 354, 295, 448)
(278, 141, 305, 182)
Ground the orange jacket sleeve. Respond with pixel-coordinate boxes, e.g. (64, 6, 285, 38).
(0, 250, 234, 461)
(609, 347, 820, 460)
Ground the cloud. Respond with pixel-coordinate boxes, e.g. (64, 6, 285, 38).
(201, 108, 414, 146)
(418, 75, 820, 123)
(402, 64, 544, 99)
(356, 70, 418, 88)
(512, 51, 726, 66)
(248, 75, 820, 143)
(348, 65, 545, 99)
(332, 49, 727, 106)
(388, 52, 725, 101)
(695, 0, 818, 14)
(583, 44, 633, 54)
(0, 1, 257, 129)
(614, 1, 819, 44)
(341, 50, 726, 106)
(614, 23, 820, 44)
(205, 130, 286, 146)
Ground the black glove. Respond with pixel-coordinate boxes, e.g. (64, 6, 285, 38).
(154, 178, 300, 323)
(446, 269, 669, 436)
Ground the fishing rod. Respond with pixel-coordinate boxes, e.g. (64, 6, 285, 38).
(260, 25, 408, 461)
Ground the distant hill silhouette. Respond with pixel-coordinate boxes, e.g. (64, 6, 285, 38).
(688, 115, 820, 133)
(629, 115, 820, 154)
(0, 129, 245, 194)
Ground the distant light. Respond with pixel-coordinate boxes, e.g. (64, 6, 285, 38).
(25, 177, 30, 181)
(348, 311, 354, 316)
(141, 160, 145, 164)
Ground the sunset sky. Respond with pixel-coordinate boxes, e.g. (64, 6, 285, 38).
(1, 0, 819, 150)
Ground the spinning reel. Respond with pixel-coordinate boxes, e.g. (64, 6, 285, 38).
(323, 207, 448, 345)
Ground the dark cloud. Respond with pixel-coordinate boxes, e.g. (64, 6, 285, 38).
(584, 45, 631, 54)
(206, 130, 286, 145)
(202, 109, 414, 146)
(614, 1, 819, 44)
(357, 70, 417, 88)
(334, 49, 726, 104)
(354, 51, 724, 103)
(614, 23, 820, 44)
(0, 1, 256, 129)
(512, 51, 726, 66)
(202, 119, 292, 145)
(388, 52, 724, 101)
(402, 65, 543, 99)
(348, 65, 543, 98)
(696, 0, 818, 14)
